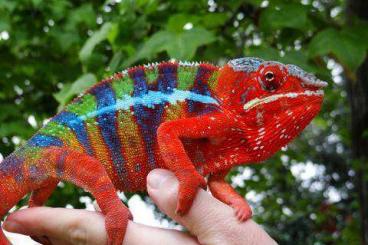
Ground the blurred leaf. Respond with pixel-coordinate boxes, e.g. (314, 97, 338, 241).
(66, 3, 96, 29)
(107, 23, 119, 45)
(0, 104, 21, 121)
(108, 51, 123, 72)
(79, 22, 113, 62)
(53, 73, 97, 109)
(260, 3, 311, 31)
(0, 19, 10, 31)
(0, 121, 33, 138)
(308, 28, 367, 71)
(125, 27, 215, 65)
(54, 31, 79, 51)
(31, 0, 43, 8)
(128, 30, 171, 64)
(167, 28, 216, 59)
(201, 13, 228, 28)
(245, 45, 280, 60)
(308, 29, 339, 57)
(244, 0, 264, 7)
(0, 1, 17, 12)
(166, 14, 196, 33)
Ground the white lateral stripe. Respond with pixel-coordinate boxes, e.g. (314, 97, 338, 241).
(243, 90, 324, 111)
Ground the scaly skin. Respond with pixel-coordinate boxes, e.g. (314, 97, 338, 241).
(0, 58, 327, 245)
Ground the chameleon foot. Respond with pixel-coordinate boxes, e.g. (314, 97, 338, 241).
(105, 206, 132, 245)
(176, 170, 206, 215)
(231, 200, 252, 222)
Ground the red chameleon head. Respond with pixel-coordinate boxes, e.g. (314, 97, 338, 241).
(217, 57, 327, 162)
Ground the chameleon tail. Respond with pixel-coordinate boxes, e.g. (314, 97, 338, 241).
(0, 145, 132, 245)
(0, 149, 33, 245)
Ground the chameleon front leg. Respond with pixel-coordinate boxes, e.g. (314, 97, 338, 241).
(208, 171, 252, 222)
(157, 114, 233, 215)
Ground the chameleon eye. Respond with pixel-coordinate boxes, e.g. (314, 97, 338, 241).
(257, 63, 287, 92)
(262, 71, 279, 91)
(265, 71, 275, 81)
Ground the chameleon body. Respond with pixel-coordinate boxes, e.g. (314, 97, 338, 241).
(0, 58, 327, 245)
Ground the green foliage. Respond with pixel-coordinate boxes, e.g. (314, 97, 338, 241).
(0, 0, 366, 244)
(259, 3, 312, 31)
(53, 73, 97, 110)
(308, 28, 367, 71)
(79, 22, 115, 62)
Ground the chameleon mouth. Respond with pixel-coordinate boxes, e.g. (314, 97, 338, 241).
(243, 90, 324, 111)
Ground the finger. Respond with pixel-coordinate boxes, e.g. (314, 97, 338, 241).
(147, 169, 232, 233)
(147, 169, 277, 245)
(123, 222, 199, 245)
(3, 207, 199, 245)
(3, 207, 107, 245)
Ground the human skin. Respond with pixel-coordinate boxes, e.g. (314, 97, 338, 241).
(3, 169, 277, 245)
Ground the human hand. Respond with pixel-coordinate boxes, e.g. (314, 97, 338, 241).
(2, 169, 277, 245)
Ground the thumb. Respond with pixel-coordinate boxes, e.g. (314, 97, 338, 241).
(147, 169, 277, 245)
(146, 169, 234, 239)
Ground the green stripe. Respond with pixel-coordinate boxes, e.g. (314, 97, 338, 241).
(39, 121, 75, 141)
(66, 94, 97, 116)
(177, 66, 198, 90)
(207, 70, 219, 91)
(145, 66, 159, 85)
(112, 76, 134, 100)
(23, 147, 42, 160)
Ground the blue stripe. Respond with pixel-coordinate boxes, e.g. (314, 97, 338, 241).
(0, 154, 24, 182)
(158, 64, 177, 93)
(28, 134, 64, 147)
(90, 83, 127, 180)
(56, 150, 68, 177)
(188, 66, 217, 114)
(53, 111, 93, 155)
(132, 68, 147, 96)
(130, 68, 156, 168)
(135, 64, 177, 168)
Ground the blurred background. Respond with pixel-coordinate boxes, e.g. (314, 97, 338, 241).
(0, 0, 367, 244)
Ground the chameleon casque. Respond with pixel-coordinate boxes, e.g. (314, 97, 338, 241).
(0, 57, 327, 245)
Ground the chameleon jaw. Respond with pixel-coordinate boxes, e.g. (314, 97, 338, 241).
(243, 90, 324, 111)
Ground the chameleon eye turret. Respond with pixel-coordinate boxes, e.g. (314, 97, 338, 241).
(227, 57, 263, 72)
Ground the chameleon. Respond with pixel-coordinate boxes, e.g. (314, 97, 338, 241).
(0, 57, 327, 245)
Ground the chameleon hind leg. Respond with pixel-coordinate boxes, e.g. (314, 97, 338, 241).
(28, 179, 59, 207)
(39, 147, 132, 245)
(28, 179, 58, 245)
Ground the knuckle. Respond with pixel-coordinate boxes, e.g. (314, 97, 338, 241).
(199, 222, 240, 245)
(66, 219, 89, 245)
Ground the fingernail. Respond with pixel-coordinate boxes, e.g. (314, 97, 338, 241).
(3, 220, 26, 234)
(147, 169, 172, 189)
